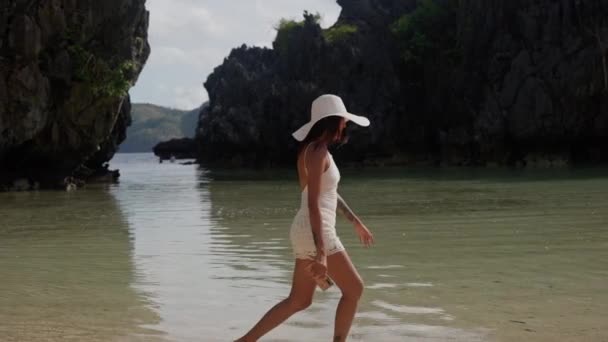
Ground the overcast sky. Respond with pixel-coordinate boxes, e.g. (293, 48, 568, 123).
(129, 0, 341, 110)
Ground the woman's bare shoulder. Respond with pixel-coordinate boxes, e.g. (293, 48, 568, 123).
(307, 142, 328, 158)
(305, 143, 329, 173)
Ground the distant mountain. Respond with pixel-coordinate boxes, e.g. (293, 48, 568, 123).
(119, 103, 204, 153)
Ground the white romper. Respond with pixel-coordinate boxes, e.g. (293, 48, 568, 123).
(290, 145, 345, 259)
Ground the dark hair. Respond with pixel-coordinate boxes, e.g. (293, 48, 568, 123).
(298, 115, 347, 153)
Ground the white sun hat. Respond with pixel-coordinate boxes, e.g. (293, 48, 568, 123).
(292, 94, 370, 141)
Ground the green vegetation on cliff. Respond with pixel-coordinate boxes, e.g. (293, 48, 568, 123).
(324, 24, 358, 43)
(391, 0, 460, 67)
(274, 12, 321, 55)
(275, 13, 358, 47)
(68, 45, 136, 98)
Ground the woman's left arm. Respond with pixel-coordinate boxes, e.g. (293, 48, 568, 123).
(337, 193, 359, 224)
(337, 193, 374, 247)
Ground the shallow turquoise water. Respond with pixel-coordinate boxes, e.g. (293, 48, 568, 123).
(1, 153, 606, 341)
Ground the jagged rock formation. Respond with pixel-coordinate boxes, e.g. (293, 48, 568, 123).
(454, 0, 608, 166)
(196, 0, 607, 168)
(0, 0, 150, 190)
(153, 138, 196, 161)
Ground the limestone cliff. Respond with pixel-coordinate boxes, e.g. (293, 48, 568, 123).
(196, 0, 607, 167)
(0, 0, 149, 190)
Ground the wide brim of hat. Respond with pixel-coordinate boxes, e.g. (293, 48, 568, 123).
(292, 112, 370, 142)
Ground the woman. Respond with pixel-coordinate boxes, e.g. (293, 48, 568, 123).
(236, 94, 374, 342)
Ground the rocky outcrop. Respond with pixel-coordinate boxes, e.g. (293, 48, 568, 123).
(153, 138, 196, 161)
(0, 0, 150, 190)
(454, 0, 608, 166)
(195, 0, 607, 167)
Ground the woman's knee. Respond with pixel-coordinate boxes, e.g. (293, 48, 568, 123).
(345, 277, 364, 300)
(354, 278, 365, 299)
(286, 296, 312, 312)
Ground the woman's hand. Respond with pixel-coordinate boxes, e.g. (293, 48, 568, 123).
(307, 249, 327, 281)
(354, 220, 374, 247)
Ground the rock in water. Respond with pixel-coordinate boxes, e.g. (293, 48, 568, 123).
(153, 138, 197, 161)
(0, 0, 150, 190)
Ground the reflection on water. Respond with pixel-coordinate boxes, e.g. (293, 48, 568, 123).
(2, 153, 607, 342)
(0, 186, 162, 342)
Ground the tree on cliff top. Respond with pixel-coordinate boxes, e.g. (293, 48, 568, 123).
(273, 11, 321, 56)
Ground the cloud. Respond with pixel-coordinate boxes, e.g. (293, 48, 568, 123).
(150, 46, 224, 72)
(148, 2, 225, 40)
(130, 0, 341, 109)
(174, 86, 205, 110)
(153, 46, 189, 64)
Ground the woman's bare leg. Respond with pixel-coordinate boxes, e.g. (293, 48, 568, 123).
(235, 258, 317, 341)
(327, 251, 364, 342)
